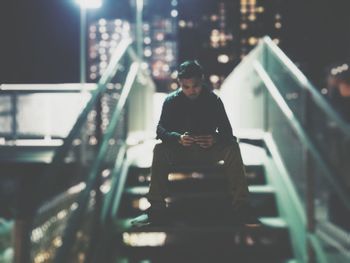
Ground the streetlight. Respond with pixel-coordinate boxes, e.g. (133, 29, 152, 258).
(75, 0, 102, 83)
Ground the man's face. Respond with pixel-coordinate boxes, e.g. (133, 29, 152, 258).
(178, 77, 203, 100)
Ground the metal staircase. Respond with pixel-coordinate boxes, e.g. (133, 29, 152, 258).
(109, 141, 295, 263)
(1, 36, 350, 263)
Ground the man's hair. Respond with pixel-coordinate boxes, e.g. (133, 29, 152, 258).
(177, 60, 204, 79)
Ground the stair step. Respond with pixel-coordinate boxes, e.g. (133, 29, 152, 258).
(126, 163, 267, 189)
(115, 248, 293, 263)
(168, 171, 268, 194)
(118, 185, 278, 218)
(113, 217, 292, 262)
(115, 216, 287, 232)
(245, 164, 266, 185)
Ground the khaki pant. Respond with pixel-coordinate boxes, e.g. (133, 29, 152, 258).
(147, 141, 250, 209)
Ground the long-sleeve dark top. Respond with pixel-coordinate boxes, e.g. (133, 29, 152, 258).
(156, 87, 236, 144)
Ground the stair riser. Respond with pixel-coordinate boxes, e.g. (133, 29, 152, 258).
(126, 164, 266, 187)
(118, 192, 278, 218)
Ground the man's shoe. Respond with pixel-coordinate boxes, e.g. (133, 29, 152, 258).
(131, 206, 168, 227)
(131, 214, 151, 227)
(234, 204, 262, 228)
(243, 213, 261, 228)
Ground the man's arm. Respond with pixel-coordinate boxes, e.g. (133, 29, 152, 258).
(156, 99, 182, 143)
(216, 97, 236, 142)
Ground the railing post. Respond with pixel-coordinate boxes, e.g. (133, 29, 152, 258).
(14, 218, 31, 263)
(303, 91, 316, 263)
(305, 150, 316, 263)
(262, 41, 269, 132)
(11, 92, 18, 140)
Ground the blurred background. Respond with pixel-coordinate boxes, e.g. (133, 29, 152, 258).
(0, 1, 349, 263)
(1, 0, 349, 91)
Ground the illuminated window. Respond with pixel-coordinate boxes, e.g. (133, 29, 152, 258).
(178, 20, 186, 28)
(156, 33, 164, 41)
(99, 61, 107, 69)
(218, 54, 229, 63)
(248, 14, 256, 21)
(187, 21, 194, 28)
(98, 48, 106, 54)
(162, 64, 170, 72)
(275, 22, 282, 29)
(89, 52, 97, 59)
(273, 38, 280, 45)
(171, 9, 178, 18)
(210, 75, 220, 84)
(240, 23, 248, 30)
(211, 15, 219, 21)
(257, 6, 264, 13)
(170, 82, 178, 90)
(112, 33, 120, 40)
(144, 48, 152, 57)
(89, 25, 97, 32)
(142, 23, 150, 31)
(144, 37, 151, 45)
(98, 19, 107, 26)
(171, 71, 178, 79)
(90, 65, 97, 72)
(101, 33, 109, 40)
(99, 26, 107, 33)
(248, 37, 258, 46)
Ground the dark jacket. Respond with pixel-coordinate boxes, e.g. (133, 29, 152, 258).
(156, 87, 236, 144)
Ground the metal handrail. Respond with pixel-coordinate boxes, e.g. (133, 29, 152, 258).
(262, 37, 350, 136)
(53, 62, 139, 263)
(0, 83, 97, 93)
(48, 38, 131, 170)
(254, 61, 350, 210)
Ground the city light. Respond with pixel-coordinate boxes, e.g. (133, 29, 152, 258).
(218, 54, 230, 63)
(123, 232, 167, 247)
(144, 37, 151, 45)
(210, 75, 220, 84)
(76, 0, 102, 9)
(171, 9, 178, 18)
(248, 37, 258, 46)
(275, 22, 282, 29)
(178, 20, 186, 28)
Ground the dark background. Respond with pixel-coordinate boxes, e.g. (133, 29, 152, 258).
(0, 0, 349, 87)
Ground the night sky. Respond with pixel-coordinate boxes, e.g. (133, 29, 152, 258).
(1, 0, 349, 86)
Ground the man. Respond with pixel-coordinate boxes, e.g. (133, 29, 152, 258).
(145, 60, 259, 226)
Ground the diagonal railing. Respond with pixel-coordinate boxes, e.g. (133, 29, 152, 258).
(3, 37, 156, 263)
(49, 39, 154, 263)
(221, 36, 350, 263)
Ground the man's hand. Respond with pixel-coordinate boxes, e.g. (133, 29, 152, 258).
(178, 132, 195, 146)
(194, 135, 216, 148)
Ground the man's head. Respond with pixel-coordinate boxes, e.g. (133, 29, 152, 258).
(177, 60, 204, 100)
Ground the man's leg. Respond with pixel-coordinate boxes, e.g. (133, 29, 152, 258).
(209, 141, 260, 226)
(210, 141, 249, 209)
(147, 143, 173, 207)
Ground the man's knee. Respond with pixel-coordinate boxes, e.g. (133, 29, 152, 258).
(153, 143, 171, 155)
(217, 141, 239, 154)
